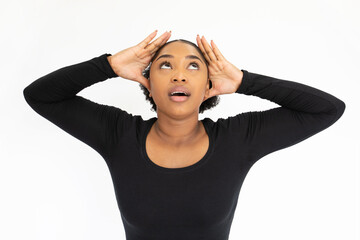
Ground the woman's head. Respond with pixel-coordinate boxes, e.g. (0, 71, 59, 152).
(139, 39, 220, 115)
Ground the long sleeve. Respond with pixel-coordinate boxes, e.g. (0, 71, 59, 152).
(229, 69, 346, 163)
(23, 53, 132, 161)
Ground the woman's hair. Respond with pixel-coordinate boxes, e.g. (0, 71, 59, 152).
(139, 39, 220, 114)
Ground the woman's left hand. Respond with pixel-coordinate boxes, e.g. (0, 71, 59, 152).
(196, 35, 244, 102)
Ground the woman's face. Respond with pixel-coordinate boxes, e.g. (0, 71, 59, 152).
(149, 41, 210, 117)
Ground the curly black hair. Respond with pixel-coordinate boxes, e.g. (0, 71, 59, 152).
(139, 39, 220, 114)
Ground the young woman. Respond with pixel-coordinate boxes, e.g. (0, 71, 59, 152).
(23, 30, 345, 240)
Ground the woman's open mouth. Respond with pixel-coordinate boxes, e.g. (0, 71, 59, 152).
(168, 91, 191, 102)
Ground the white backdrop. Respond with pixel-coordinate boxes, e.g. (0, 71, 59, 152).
(1, 0, 358, 239)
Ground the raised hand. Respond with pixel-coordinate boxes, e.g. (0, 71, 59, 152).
(196, 35, 243, 101)
(107, 30, 172, 91)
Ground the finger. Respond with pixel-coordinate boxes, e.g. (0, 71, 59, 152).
(210, 40, 225, 61)
(148, 34, 170, 59)
(196, 34, 209, 62)
(138, 30, 158, 49)
(145, 31, 171, 53)
(201, 36, 218, 62)
(196, 35, 211, 63)
(150, 31, 171, 55)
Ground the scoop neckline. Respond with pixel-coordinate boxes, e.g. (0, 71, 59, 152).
(141, 117, 214, 174)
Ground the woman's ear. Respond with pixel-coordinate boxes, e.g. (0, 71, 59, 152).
(203, 79, 211, 102)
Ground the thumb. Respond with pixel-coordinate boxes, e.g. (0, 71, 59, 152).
(203, 88, 214, 102)
(138, 76, 151, 92)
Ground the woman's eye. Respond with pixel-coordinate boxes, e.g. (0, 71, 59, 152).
(189, 62, 199, 70)
(160, 61, 199, 70)
(160, 62, 171, 69)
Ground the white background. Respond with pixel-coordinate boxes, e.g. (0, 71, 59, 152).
(1, 0, 358, 239)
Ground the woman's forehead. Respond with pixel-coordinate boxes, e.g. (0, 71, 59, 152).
(158, 41, 200, 57)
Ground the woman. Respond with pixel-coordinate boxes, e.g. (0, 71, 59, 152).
(23, 30, 345, 240)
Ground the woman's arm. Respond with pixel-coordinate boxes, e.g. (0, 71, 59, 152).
(23, 54, 133, 161)
(228, 70, 346, 163)
(23, 31, 172, 163)
(195, 36, 345, 163)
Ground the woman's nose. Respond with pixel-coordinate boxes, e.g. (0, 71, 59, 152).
(171, 71, 187, 82)
(172, 78, 186, 82)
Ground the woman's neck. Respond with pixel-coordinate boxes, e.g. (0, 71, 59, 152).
(153, 115, 202, 147)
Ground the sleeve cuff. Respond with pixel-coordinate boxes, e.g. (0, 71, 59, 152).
(236, 69, 252, 94)
(99, 53, 119, 79)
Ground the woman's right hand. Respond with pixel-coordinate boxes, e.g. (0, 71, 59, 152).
(107, 30, 171, 91)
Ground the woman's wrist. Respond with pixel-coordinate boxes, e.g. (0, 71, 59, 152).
(232, 69, 244, 93)
(107, 56, 114, 69)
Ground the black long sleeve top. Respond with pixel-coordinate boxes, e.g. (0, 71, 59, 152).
(23, 53, 346, 240)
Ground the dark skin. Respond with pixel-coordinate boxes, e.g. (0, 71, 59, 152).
(107, 30, 244, 149)
(148, 41, 211, 146)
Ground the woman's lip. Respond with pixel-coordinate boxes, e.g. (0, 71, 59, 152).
(169, 95, 190, 102)
(168, 93, 191, 97)
(168, 86, 191, 96)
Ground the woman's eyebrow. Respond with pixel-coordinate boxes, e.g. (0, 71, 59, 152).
(155, 54, 204, 64)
